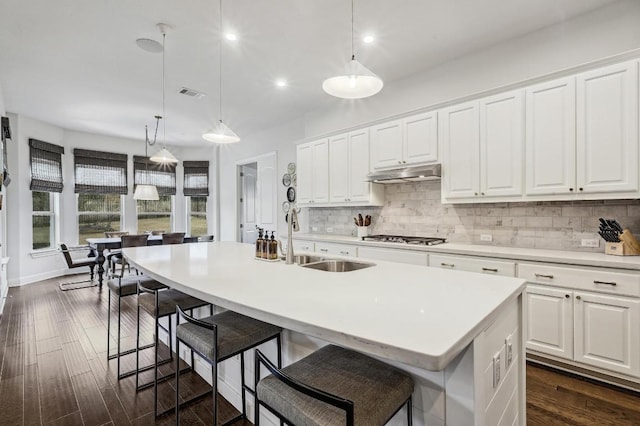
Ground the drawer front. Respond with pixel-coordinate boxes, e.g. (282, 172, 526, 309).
(430, 254, 516, 277)
(292, 240, 314, 253)
(518, 262, 640, 297)
(357, 246, 428, 266)
(315, 242, 357, 257)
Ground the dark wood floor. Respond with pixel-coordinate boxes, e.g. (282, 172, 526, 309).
(1, 274, 640, 425)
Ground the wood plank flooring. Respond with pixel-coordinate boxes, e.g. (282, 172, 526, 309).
(1, 274, 640, 424)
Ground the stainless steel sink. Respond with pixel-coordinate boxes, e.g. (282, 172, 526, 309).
(300, 260, 375, 272)
(293, 255, 326, 265)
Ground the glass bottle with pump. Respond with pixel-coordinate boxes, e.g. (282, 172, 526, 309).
(261, 230, 269, 259)
(270, 231, 278, 260)
(256, 228, 264, 258)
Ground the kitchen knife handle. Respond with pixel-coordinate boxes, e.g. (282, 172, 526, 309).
(593, 280, 617, 286)
(534, 273, 554, 279)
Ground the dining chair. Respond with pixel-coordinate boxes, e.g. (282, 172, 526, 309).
(162, 232, 185, 245)
(108, 234, 149, 277)
(59, 243, 98, 291)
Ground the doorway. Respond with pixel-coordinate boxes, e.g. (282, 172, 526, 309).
(239, 162, 258, 244)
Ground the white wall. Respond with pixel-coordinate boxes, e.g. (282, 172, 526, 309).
(6, 115, 217, 285)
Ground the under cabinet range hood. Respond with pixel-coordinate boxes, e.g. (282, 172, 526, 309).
(365, 164, 441, 184)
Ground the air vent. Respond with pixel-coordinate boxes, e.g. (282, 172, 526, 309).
(178, 87, 206, 99)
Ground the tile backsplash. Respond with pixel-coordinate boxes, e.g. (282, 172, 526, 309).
(307, 181, 640, 252)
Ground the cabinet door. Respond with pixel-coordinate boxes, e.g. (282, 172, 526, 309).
(312, 139, 329, 203)
(574, 292, 640, 377)
(329, 133, 349, 203)
(577, 60, 639, 194)
(296, 143, 313, 204)
(371, 120, 403, 169)
(404, 111, 438, 165)
(480, 90, 524, 198)
(525, 285, 573, 360)
(348, 129, 371, 202)
(315, 242, 357, 257)
(525, 77, 576, 196)
(440, 101, 480, 199)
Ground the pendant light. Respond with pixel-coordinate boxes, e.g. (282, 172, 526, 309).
(202, 0, 240, 143)
(322, 0, 383, 99)
(133, 120, 160, 201)
(151, 24, 179, 163)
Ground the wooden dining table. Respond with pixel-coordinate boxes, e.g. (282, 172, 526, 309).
(86, 235, 164, 287)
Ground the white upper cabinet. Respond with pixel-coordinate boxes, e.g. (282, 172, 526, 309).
(296, 139, 329, 205)
(440, 101, 480, 199)
(525, 76, 576, 196)
(480, 90, 524, 197)
(329, 129, 375, 203)
(370, 120, 403, 169)
(371, 112, 438, 170)
(576, 60, 639, 194)
(442, 91, 524, 202)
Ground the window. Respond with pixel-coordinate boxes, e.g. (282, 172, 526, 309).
(188, 196, 207, 236)
(32, 191, 57, 250)
(78, 194, 122, 242)
(137, 195, 173, 234)
(29, 139, 64, 250)
(74, 149, 128, 242)
(183, 161, 209, 236)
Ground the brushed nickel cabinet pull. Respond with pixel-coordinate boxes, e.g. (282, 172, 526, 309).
(441, 263, 455, 268)
(565, 294, 570, 298)
(482, 267, 498, 273)
(576, 295, 582, 300)
(593, 280, 617, 286)
(319, 248, 328, 252)
(534, 273, 554, 279)
(339, 251, 349, 255)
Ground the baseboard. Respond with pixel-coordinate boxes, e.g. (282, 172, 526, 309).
(9, 268, 77, 287)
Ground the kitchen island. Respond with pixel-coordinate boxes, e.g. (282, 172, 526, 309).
(124, 241, 526, 425)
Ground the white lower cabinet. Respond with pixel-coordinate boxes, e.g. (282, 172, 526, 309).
(429, 253, 516, 277)
(315, 242, 357, 257)
(357, 246, 428, 266)
(521, 262, 640, 379)
(292, 240, 314, 253)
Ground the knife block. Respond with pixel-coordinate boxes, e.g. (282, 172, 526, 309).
(606, 229, 640, 256)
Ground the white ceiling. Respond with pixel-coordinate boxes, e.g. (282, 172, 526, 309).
(0, 0, 619, 146)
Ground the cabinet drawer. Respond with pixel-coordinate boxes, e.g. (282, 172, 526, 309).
(358, 246, 428, 266)
(292, 240, 314, 253)
(429, 254, 516, 277)
(518, 263, 640, 297)
(315, 242, 357, 257)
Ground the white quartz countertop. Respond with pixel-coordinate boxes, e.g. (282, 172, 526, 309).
(123, 242, 525, 371)
(294, 233, 640, 271)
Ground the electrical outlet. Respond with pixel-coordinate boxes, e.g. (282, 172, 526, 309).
(493, 352, 501, 388)
(505, 335, 513, 368)
(480, 234, 493, 242)
(326, 227, 333, 233)
(581, 239, 600, 248)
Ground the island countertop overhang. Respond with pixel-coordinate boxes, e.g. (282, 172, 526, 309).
(123, 241, 526, 371)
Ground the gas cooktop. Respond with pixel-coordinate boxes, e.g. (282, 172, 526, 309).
(362, 234, 446, 246)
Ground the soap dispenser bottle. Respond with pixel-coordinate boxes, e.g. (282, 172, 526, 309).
(261, 230, 269, 259)
(256, 228, 264, 259)
(270, 232, 278, 260)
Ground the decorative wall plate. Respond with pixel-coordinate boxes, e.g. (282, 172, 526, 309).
(282, 201, 290, 213)
(282, 173, 291, 186)
(287, 162, 296, 174)
(287, 186, 296, 202)
(291, 173, 296, 186)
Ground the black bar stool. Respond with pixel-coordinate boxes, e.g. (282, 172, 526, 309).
(175, 305, 282, 425)
(107, 275, 168, 379)
(255, 344, 414, 426)
(136, 281, 211, 417)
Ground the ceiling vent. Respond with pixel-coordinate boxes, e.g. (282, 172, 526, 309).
(178, 87, 206, 99)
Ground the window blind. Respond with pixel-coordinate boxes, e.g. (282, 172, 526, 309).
(74, 149, 128, 194)
(133, 156, 176, 195)
(29, 139, 64, 193)
(183, 161, 209, 196)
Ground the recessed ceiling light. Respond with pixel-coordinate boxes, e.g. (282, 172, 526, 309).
(363, 35, 375, 44)
(225, 33, 237, 41)
(275, 79, 287, 88)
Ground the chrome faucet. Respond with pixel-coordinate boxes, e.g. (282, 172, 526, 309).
(285, 208, 299, 264)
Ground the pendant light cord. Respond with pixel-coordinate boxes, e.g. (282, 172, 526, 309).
(219, 0, 223, 124)
(351, 0, 355, 61)
(162, 31, 167, 147)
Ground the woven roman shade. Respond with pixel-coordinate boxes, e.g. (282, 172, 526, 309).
(183, 161, 209, 196)
(29, 139, 64, 193)
(133, 156, 176, 196)
(74, 149, 128, 194)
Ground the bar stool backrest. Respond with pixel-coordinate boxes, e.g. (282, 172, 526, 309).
(162, 232, 186, 245)
(121, 234, 149, 248)
(198, 235, 214, 242)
